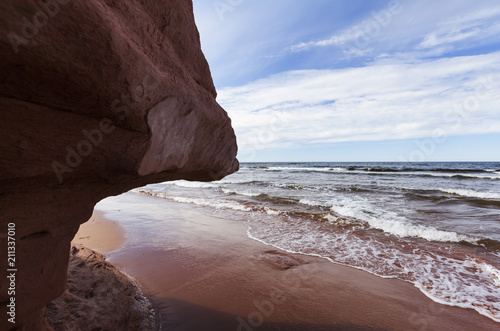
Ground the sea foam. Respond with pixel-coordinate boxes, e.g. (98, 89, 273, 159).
(440, 189, 500, 200)
(246, 214, 500, 322)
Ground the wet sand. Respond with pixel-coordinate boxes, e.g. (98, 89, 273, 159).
(82, 195, 499, 331)
(72, 210, 126, 254)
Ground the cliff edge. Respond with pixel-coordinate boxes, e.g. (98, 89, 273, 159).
(0, 0, 238, 329)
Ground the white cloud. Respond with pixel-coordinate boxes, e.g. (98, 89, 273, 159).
(440, 6, 500, 26)
(288, 28, 365, 52)
(418, 28, 481, 49)
(417, 6, 500, 50)
(193, 0, 500, 159)
(218, 53, 500, 152)
(193, 0, 328, 86)
(286, 1, 500, 60)
(287, 1, 403, 54)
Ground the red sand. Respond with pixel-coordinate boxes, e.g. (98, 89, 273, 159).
(78, 201, 499, 330)
(72, 210, 126, 254)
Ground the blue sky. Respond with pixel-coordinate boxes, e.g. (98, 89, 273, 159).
(192, 0, 500, 162)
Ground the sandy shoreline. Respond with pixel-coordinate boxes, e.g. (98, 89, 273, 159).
(72, 210, 126, 254)
(78, 194, 499, 330)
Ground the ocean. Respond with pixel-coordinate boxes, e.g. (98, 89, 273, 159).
(104, 162, 500, 322)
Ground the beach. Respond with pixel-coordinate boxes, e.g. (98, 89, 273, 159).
(74, 189, 499, 331)
(73, 210, 126, 254)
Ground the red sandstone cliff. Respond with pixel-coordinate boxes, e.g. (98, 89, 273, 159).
(0, 0, 238, 329)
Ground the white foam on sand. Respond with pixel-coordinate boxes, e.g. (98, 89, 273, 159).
(136, 190, 252, 212)
(246, 213, 500, 322)
(134, 185, 500, 322)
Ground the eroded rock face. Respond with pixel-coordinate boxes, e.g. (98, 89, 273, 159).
(0, 0, 238, 329)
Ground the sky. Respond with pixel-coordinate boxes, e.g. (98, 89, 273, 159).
(192, 0, 500, 162)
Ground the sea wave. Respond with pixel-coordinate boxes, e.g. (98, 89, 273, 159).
(136, 190, 252, 211)
(219, 179, 268, 185)
(136, 190, 286, 216)
(249, 166, 500, 180)
(365, 167, 498, 173)
(139, 189, 478, 245)
(266, 166, 348, 173)
(221, 188, 261, 197)
(299, 197, 479, 244)
(169, 180, 221, 188)
(368, 172, 500, 180)
(135, 185, 500, 321)
(246, 216, 500, 322)
(168, 196, 251, 211)
(416, 173, 500, 180)
(373, 171, 500, 180)
(333, 204, 474, 243)
(272, 183, 323, 191)
(440, 189, 500, 200)
(299, 198, 330, 207)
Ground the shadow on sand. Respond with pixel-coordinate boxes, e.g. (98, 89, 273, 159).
(150, 296, 388, 331)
